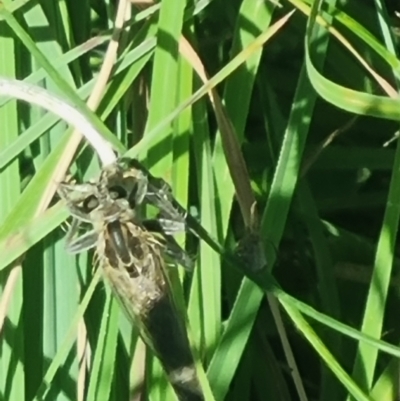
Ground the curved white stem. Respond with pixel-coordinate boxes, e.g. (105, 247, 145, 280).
(0, 77, 117, 166)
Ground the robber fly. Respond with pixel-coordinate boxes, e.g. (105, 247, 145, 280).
(58, 165, 204, 401)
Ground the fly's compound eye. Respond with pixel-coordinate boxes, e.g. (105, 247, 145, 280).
(82, 195, 100, 213)
(108, 185, 128, 200)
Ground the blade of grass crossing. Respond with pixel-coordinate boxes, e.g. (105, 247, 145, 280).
(0, 34, 156, 172)
(0, 32, 111, 111)
(0, 81, 95, 171)
(0, 204, 69, 273)
(0, 5, 123, 152)
(125, 15, 293, 160)
(303, 0, 400, 121)
(280, 300, 373, 401)
(0, 39, 155, 263)
(278, 290, 400, 359)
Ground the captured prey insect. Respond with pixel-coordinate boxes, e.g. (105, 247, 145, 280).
(58, 167, 204, 401)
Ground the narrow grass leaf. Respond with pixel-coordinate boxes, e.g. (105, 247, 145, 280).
(87, 293, 119, 401)
(32, 270, 102, 401)
(347, 0, 400, 394)
(281, 300, 373, 401)
(0, 11, 24, 401)
(207, 280, 263, 400)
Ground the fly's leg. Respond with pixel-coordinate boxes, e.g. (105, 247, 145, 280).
(162, 235, 195, 271)
(142, 218, 194, 271)
(106, 159, 208, 269)
(64, 217, 99, 253)
(58, 181, 102, 254)
(146, 178, 187, 225)
(65, 215, 97, 254)
(66, 230, 99, 254)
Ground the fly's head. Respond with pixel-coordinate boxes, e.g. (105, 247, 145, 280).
(58, 161, 147, 225)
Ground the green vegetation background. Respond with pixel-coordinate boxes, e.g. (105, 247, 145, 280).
(1, 0, 400, 400)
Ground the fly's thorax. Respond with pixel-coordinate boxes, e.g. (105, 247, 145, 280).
(99, 219, 169, 314)
(103, 220, 141, 276)
(101, 219, 165, 278)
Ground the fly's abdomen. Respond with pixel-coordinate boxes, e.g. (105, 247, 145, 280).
(104, 264, 204, 401)
(144, 294, 203, 401)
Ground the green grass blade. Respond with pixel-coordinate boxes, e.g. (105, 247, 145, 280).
(32, 270, 102, 401)
(86, 292, 119, 401)
(0, 10, 24, 400)
(347, 0, 400, 394)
